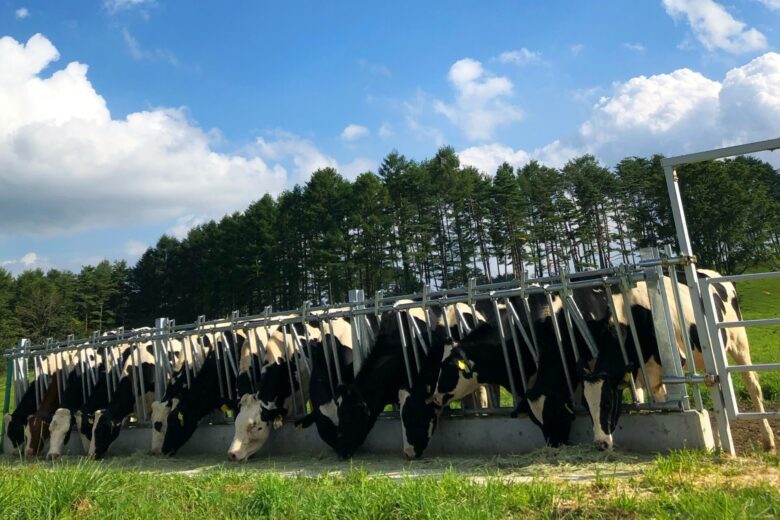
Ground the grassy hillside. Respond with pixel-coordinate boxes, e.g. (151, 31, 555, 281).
(733, 273, 780, 403)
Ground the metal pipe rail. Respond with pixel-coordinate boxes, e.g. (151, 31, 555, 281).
(4, 258, 699, 431)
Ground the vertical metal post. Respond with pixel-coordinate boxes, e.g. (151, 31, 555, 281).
(666, 245, 704, 412)
(546, 291, 575, 402)
(153, 318, 167, 402)
(641, 248, 688, 405)
(348, 289, 365, 376)
(1, 357, 12, 443)
(395, 309, 414, 388)
(664, 163, 734, 455)
(491, 295, 518, 403)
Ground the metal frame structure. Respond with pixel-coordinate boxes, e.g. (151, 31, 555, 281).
(3, 138, 777, 456)
(661, 137, 780, 456)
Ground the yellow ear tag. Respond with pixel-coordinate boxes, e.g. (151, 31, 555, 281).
(295, 423, 303, 432)
(88, 418, 94, 425)
(425, 385, 431, 394)
(623, 372, 632, 384)
(457, 360, 468, 372)
(177, 411, 184, 426)
(220, 404, 230, 414)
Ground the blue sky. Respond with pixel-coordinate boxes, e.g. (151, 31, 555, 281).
(1, 0, 779, 274)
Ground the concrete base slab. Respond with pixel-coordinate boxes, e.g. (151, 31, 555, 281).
(6, 410, 714, 458)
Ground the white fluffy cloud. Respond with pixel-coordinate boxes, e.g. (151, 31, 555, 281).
(497, 48, 540, 66)
(15, 8, 29, 19)
(434, 58, 523, 141)
(1, 252, 43, 274)
(662, 0, 767, 53)
(0, 34, 289, 235)
(254, 131, 337, 181)
(460, 52, 780, 172)
(124, 240, 148, 257)
(104, 0, 154, 14)
(341, 124, 369, 141)
(758, 0, 780, 10)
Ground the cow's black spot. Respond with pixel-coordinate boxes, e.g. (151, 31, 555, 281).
(400, 390, 439, 459)
(731, 295, 743, 321)
(689, 324, 701, 352)
(146, 343, 155, 355)
(713, 283, 728, 304)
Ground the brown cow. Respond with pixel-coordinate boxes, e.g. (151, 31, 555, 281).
(24, 375, 60, 458)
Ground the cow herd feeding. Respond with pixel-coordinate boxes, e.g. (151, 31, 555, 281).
(4, 268, 775, 463)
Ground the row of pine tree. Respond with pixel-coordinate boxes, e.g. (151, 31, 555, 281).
(1, 147, 778, 348)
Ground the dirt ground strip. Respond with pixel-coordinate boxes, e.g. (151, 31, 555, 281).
(2, 446, 656, 483)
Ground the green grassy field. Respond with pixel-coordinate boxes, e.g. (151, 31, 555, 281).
(0, 449, 778, 519)
(732, 273, 780, 403)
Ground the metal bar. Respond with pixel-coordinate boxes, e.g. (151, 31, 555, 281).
(491, 296, 518, 402)
(325, 317, 343, 386)
(545, 292, 575, 402)
(660, 137, 780, 167)
(734, 411, 780, 420)
(395, 309, 414, 388)
(666, 249, 703, 412)
(618, 272, 654, 404)
(134, 341, 148, 420)
(563, 295, 599, 358)
(559, 269, 581, 364)
(409, 315, 429, 357)
(506, 299, 538, 367)
(700, 271, 780, 284)
(504, 297, 527, 397)
(405, 311, 422, 375)
(726, 363, 780, 373)
(220, 332, 235, 401)
(717, 318, 780, 329)
(1, 360, 12, 443)
(646, 249, 689, 407)
(604, 286, 640, 404)
(665, 162, 735, 455)
(281, 325, 298, 416)
(212, 327, 226, 400)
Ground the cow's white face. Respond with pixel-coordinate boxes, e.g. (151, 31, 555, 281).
(46, 408, 72, 459)
(227, 394, 270, 462)
(150, 399, 177, 455)
(23, 421, 32, 458)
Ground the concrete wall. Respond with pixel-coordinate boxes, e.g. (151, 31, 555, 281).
(4, 410, 714, 458)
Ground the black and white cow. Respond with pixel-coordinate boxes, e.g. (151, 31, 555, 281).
(161, 330, 243, 456)
(398, 300, 494, 459)
(227, 318, 320, 461)
(582, 270, 775, 452)
(88, 340, 157, 459)
(334, 300, 492, 459)
(4, 352, 60, 454)
(291, 313, 369, 453)
(433, 288, 607, 448)
(43, 347, 106, 459)
(150, 334, 210, 455)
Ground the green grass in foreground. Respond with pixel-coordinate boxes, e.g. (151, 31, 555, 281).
(0, 450, 779, 519)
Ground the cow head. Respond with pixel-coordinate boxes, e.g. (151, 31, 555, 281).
(74, 410, 94, 453)
(150, 399, 177, 455)
(399, 387, 440, 460)
(334, 384, 371, 459)
(5, 414, 25, 451)
(227, 393, 270, 462)
(90, 409, 122, 459)
(46, 408, 75, 459)
(581, 363, 632, 451)
(161, 399, 203, 456)
(518, 387, 575, 448)
(432, 342, 479, 407)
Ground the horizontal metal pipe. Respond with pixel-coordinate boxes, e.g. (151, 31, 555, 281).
(725, 363, 780, 373)
(716, 318, 780, 329)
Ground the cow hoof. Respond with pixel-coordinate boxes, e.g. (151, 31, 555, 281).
(594, 440, 611, 451)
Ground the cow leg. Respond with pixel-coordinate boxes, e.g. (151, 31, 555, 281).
(726, 336, 776, 452)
